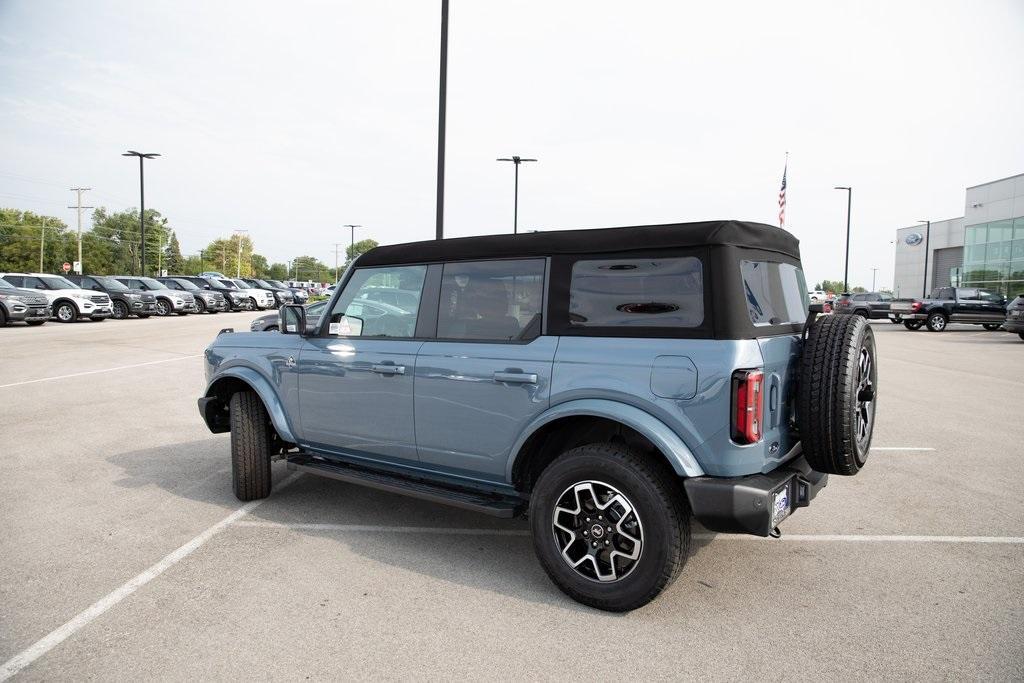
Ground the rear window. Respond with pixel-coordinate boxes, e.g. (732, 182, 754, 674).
(569, 257, 704, 328)
(740, 261, 808, 326)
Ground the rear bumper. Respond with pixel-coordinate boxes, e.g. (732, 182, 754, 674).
(684, 452, 828, 537)
(1005, 319, 1024, 333)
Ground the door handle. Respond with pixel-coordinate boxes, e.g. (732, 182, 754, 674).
(371, 364, 406, 375)
(493, 371, 538, 384)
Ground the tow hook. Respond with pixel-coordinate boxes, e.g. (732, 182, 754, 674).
(769, 527, 782, 539)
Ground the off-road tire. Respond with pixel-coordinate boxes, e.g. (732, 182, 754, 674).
(229, 391, 272, 501)
(903, 320, 923, 330)
(530, 443, 690, 612)
(982, 323, 1002, 331)
(926, 311, 948, 332)
(112, 300, 129, 320)
(798, 314, 877, 476)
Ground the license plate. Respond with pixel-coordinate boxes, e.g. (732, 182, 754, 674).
(1013, 311, 1023, 319)
(771, 487, 790, 526)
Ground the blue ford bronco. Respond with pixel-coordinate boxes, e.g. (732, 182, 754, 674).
(199, 221, 877, 611)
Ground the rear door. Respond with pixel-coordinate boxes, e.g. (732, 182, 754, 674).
(414, 259, 554, 481)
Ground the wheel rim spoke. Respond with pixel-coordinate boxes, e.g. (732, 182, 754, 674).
(551, 480, 644, 583)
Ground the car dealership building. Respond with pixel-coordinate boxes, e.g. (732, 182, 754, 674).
(894, 172, 1024, 298)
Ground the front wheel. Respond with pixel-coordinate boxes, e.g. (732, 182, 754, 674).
(229, 391, 273, 501)
(249, 297, 259, 310)
(926, 312, 948, 332)
(111, 300, 129, 320)
(156, 299, 171, 316)
(55, 302, 77, 323)
(195, 298, 207, 314)
(530, 443, 690, 612)
(903, 320, 923, 330)
(982, 323, 1002, 331)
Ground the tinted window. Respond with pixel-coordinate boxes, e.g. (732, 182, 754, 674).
(852, 294, 866, 301)
(4, 276, 25, 286)
(957, 288, 978, 300)
(978, 289, 1003, 303)
(569, 257, 703, 328)
(22, 277, 44, 289)
(328, 265, 426, 338)
(437, 260, 544, 341)
(78, 277, 98, 289)
(741, 261, 809, 326)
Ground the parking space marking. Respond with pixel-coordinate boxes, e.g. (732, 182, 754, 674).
(233, 521, 1024, 544)
(872, 447, 936, 451)
(0, 355, 201, 390)
(0, 474, 300, 682)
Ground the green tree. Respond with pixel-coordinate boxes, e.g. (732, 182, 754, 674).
(203, 234, 256, 278)
(250, 253, 270, 277)
(164, 231, 183, 274)
(180, 254, 203, 275)
(0, 208, 72, 273)
(89, 207, 172, 276)
(267, 262, 289, 280)
(291, 255, 330, 282)
(346, 238, 379, 264)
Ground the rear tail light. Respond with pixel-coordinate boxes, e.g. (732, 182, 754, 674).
(732, 369, 765, 444)
(911, 301, 922, 311)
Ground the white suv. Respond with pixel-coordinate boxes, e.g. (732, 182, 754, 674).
(221, 278, 275, 310)
(0, 272, 112, 322)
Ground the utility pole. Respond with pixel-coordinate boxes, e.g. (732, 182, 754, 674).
(917, 220, 931, 297)
(871, 268, 878, 292)
(343, 224, 362, 265)
(199, 249, 204, 274)
(39, 217, 46, 272)
(68, 188, 93, 273)
(497, 156, 537, 234)
(435, 0, 449, 240)
(333, 243, 345, 282)
(158, 232, 163, 276)
(233, 230, 248, 278)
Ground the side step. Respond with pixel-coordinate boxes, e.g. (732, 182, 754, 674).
(286, 453, 526, 518)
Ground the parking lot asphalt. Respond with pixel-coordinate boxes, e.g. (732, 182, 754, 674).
(1, 314, 1022, 680)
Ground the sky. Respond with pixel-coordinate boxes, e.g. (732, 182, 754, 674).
(1, 0, 1022, 288)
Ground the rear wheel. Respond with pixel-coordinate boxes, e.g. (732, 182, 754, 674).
(903, 320, 923, 330)
(229, 391, 273, 501)
(798, 314, 877, 475)
(55, 302, 77, 323)
(530, 443, 689, 612)
(926, 312, 948, 332)
(982, 323, 1002, 331)
(889, 315, 901, 324)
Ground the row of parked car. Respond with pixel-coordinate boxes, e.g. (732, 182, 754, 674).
(830, 287, 1024, 339)
(0, 271, 310, 326)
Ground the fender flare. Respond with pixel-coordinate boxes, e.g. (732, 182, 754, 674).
(52, 298, 80, 315)
(505, 398, 705, 481)
(204, 365, 297, 443)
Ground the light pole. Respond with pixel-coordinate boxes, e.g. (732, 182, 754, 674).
(333, 243, 345, 282)
(343, 224, 362, 267)
(917, 220, 931, 297)
(834, 186, 852, 292)
(497, 156, 537, 234)
(870, 268, 878, 292)
(122, 151, 160, 275)
(233, 229, 248, 278)
(436, 0, 449, 240)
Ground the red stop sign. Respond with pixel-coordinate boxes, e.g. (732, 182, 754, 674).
(62, 262, 71, 272)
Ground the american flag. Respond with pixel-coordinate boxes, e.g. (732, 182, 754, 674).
(778, 160, 787, 228)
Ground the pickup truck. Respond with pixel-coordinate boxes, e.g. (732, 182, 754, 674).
(890, 286, 1008, 332)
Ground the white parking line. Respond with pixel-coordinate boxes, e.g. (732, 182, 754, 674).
(0, 355, 201, 389)
(234, 521, 1024, 544)
(872, 447, 936, 451)
(0, 474, 300, 682)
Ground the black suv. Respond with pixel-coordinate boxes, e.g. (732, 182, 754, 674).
(832, 292, 896, 321)
(65, 274, 157, 320)
(171, 275, 252, 311)
(157, 277, 229, 314)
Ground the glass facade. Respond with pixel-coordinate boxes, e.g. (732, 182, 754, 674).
(962, 217, 1024, 296)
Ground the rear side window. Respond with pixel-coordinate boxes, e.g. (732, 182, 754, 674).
(740, 261, 808, 326)
(569, 257, 704, 328)
(437, 259, 545, 341)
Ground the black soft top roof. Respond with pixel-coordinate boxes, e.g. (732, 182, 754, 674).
(358, 220, 799, 266)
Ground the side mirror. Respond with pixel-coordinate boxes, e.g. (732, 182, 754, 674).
(36, 284, 46, 289)
(279, 304, 308, 336)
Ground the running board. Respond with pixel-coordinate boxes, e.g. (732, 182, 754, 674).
(286, 453, 525, 518)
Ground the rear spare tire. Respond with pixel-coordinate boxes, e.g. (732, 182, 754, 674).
(798, 314, 877, 476)
(229, 391, 273, 500)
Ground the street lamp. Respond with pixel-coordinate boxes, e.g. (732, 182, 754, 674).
(870, 268, 878, 292)
(343, 224, 362, 267)
(497, 156, 537, 234)
(917, 219, 931, 297)
(834, 186, 852, 292)
(122, 151, 160, 276)
(233, 229, 248, 278)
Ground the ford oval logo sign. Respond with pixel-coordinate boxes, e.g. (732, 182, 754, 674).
(905, 232, 923, 246)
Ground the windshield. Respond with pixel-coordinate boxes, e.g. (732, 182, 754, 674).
(0, 278, 14, 289)
(267, 280, 286, 288)
(94, 276, 129, 291)
(172, 278, 200, 290)
(137, 277, 168, 290)
(41, 276, 79, 289)
(231, 279, 250, 289)
(254, 279, 274, 288)
(218, 280, 238, 289)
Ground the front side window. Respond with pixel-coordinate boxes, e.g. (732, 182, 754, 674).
(740, 260, 808, 326)
(437, 259, 544, 341)
(569, 257, 703, 328)
(328, 265, 426, 338)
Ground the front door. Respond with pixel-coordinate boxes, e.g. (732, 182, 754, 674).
(414, 259, 554, 481)
(297, 264, 428, 466)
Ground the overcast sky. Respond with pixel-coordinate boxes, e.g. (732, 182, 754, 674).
(1, 0, 1022, 287)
